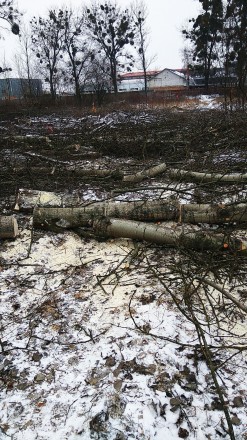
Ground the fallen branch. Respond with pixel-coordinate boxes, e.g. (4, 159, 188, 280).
(196, 276, 247, 314)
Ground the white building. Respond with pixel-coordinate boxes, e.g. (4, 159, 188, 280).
(118, 68, 188, 91)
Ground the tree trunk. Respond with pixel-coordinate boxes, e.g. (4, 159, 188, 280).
(0, 216, 19, 239)
(7, 161, 247, 185)
(123, 163, 167, 182)
(32, 209, 247, 252)
(9, 167, 123, 179)
(168, 167, 247, 184)
(27, 192, 247, 225)
(32, 200, 177, 228)
(91, 218, 247, 253)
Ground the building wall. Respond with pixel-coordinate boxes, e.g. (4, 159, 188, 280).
(118, 78, 144, 92)
(148, 69, 187, 89)
(0, 78, 42, 100)
(118, 69, 187, 92)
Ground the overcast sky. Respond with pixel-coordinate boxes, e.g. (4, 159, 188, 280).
(0, 0, 200, 71)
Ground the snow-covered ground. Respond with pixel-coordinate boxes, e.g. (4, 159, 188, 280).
(0, 224, 247, 440)
(0, 106, 247, 439)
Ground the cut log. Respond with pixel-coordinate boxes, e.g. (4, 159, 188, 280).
(32, 207, 247, 253)
(7, 161, 247, 184)
(33, 201, 177, 229)
(124, 162, 247, 184)
(31, 197, 247, 226)
(0, 216, 19, 239)
(123, 163, 167, 183)
(168, 168, 247, 184)
(92, 218, 247, 253)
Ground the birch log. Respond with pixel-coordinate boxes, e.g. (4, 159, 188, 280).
(9, 161, 247, 184)
(32, 201, 247, 228)
(33, 201, 177, 229)
(123, 163, 168, 183)
(0, 216, 19, 238)
(91, 218, 247, 253)
(168, 168, 247, 184)
(32, 208, 247, 252)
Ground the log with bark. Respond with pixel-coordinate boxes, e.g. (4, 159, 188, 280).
(8, 160, 247, 184)
(123, 162, 247, 184)
(0, 216, 19, 239)
(29, 195, 247, 226)
(32, 211, 247, 253)
(92, 218, 247, 253)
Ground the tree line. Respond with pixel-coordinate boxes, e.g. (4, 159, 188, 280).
(0, 0, 150, 102)
(183, 0, 247, 103)
(0, 0, 247, 103)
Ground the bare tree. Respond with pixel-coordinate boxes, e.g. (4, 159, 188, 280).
(131, 0, 153, 97)
(84, 55, 111, 105)
(30, 9, 67, 100)
(62, 9, 94, 103)
(14, 25, 39, 98)
(0, 0, 20, 72)
(85, 1, 135, 93)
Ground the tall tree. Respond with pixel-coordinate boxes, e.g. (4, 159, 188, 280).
(30, 10, 66, 100)
(183, 0, 224, 89)
(0, 0, 20, 73)
(14, 26, 38, 97)
(132, 0, 150, 96)
(225, 0, 247, 104)
(62, 9, 94, 102)
(84, 55, 111, 105)
(85, 1, 135, 93)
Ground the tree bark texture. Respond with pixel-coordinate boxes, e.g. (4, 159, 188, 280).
(33, 207, 247, 253)
(8, 161, 247, 184)
(167, 168, 247, 184)
(92, 218, 246, 253)
(32, 200, 247, 226)
(0, 216, 19, 239)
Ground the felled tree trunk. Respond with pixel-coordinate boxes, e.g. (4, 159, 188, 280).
(33, 201, 177, 229)
(92, 218, 246, 252)
(9, 161, 247, 185)
(123, 163, 167, 183)
(32, 201, 247, 228)
(0, 216, 19, 239)
(8, 167, 123, 180)
(168, 168, 247, 184)
(124, 162, 247, 184)
(33, 213, 246, 253)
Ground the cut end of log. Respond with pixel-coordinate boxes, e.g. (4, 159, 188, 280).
(0, 216, 19, 239)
